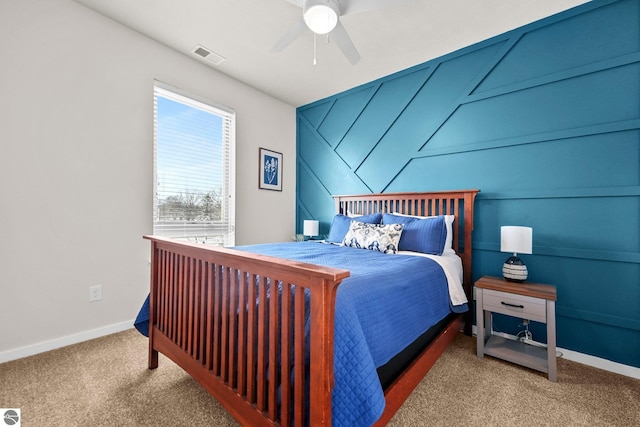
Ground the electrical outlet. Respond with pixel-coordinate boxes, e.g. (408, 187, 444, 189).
(89, 285, 102, 302)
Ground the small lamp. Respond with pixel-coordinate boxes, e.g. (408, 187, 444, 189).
(303, 220, 319, 240)
(501, 226, 532, 282)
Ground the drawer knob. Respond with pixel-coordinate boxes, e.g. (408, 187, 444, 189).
(501, 301, 524, 309)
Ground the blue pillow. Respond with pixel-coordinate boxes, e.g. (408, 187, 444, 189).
(382, 213, 447, 255)
(326, 213, 382, 243)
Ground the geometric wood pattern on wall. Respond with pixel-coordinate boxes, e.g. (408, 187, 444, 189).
(297, 0, 640, 368)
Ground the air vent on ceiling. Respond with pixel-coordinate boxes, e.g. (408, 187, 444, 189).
(192, 44, 226, 66)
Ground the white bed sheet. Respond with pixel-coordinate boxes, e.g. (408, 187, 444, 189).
(397, 250, 467, 306)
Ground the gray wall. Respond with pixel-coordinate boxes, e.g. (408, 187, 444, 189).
(0, 0, 296, 360)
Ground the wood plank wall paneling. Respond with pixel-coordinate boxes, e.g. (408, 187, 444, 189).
(295, 0, 640, 368)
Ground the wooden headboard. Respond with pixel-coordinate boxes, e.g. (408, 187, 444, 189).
(333, 190, 479, 332)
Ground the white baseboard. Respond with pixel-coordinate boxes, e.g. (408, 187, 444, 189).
(2, 322, 639, 381)
(471, 325, 640, 380)
(557, 347, 640, 380)
(0, 320, 135, 364)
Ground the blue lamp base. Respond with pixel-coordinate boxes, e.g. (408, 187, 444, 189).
(502, 255, 528, 282)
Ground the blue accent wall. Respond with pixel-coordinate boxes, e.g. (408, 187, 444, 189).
(296, 0, 640, 368)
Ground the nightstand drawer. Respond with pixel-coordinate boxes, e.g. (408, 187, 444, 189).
(483, 289, 546, 322)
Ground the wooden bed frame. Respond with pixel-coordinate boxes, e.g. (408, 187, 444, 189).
(144, 189, 478, 426)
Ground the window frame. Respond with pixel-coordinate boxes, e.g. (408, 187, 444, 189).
(152, 81, 236, 246)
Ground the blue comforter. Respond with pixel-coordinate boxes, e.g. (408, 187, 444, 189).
(134, 241, 467, 426)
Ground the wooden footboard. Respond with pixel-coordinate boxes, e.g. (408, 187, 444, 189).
(144, 235, 349, 426)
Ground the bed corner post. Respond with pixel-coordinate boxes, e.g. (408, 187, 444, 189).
(463, 190, 479, 336)
(308, 275, 345, 427)
(145, 236, 159, 370)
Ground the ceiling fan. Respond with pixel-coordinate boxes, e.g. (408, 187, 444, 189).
(272, 0, 410, 65)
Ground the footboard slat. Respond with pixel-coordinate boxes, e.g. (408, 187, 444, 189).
(237, 270, 247, 396)
(246, 273, 257, 403)
(205, 263, 214, 370)
(280, 282, 292, 427)
(198, 260, 207, 363)
(178, 255, 185, 348)
(221, 266, 230, 382)
(168, 253, 175, 340)
(268, 275, 279, 421)
(187, 257, 195, 358)
(213, 264, 222, 376)
(195, 259, 202, 359)
(256, 275, 268, 413)
(228, 267, 238, 388)
(294, 287, 305, 427)
(165, 252, 172, 339)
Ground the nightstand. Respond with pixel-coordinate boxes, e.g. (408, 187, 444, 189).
(475, 276, 557, 381)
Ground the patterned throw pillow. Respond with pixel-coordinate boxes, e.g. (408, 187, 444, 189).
(326, 213, 383, 243)
(342, 221, 404, 254)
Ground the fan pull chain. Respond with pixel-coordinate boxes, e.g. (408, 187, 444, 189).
(313, 33, 317, 66)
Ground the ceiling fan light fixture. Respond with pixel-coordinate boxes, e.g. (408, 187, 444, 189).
(303, 0, 339, 35)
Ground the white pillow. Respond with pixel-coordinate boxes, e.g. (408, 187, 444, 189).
(342, 221, 404, 254)
(393, 212, 455, 255)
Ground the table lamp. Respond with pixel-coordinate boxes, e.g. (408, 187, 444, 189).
(303, 220, 319, 240)
(501, 226, 532, 282)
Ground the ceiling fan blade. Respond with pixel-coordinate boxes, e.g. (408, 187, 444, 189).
(283, 0, 303, 7)
(330, 20, 361, 64)
(271, 18, 307, 52)
(340, 0, 414, 16)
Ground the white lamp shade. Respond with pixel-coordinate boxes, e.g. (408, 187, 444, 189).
(303, 220, 319, 237)
(303, 0, 339, 34)
(501, 226, 532, 254)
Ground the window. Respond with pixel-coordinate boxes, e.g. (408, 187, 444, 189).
(153, 82, 235, 246)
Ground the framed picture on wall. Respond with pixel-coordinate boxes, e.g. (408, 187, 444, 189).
(258, 147, 283, 191)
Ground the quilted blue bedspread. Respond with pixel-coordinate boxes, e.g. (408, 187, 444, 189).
(134, 241, 467, 426)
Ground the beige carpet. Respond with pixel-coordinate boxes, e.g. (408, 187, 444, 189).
(1, 329, 638, 426)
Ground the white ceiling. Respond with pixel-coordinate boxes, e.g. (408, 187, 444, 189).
(73, 0, 589, 106)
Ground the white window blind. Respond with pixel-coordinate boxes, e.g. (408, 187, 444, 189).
(153, 82, 235, 246)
